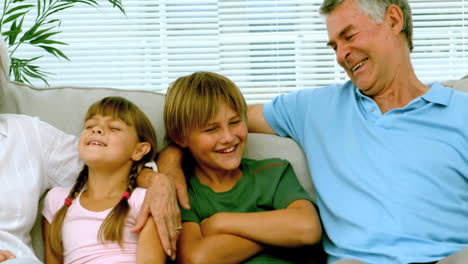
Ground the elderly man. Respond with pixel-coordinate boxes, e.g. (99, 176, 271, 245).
(158, 0, 468, 263)
(247, 0, 468, 263)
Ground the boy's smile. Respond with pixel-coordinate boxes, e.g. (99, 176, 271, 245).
(181, 102, 248, 177)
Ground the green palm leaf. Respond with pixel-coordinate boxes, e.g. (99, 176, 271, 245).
(1, 0, 125, 85)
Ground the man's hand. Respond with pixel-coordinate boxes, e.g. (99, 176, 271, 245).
(0, 250, 15, 262)
(133, 172, 181, 260)
(157, 145, 190, 210)
(133, 144, 190, 260)
(169, 164, 190, 210)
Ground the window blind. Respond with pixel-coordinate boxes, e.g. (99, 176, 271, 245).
(7, 0, 468, 104)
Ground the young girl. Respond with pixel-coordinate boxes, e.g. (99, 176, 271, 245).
(42, 96, 165, 264)
(164, 72, 322, 263)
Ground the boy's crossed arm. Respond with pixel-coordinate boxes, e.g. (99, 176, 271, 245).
(177, 221, 263, 264)
(178, 199, 321, 264)
(202, 199, 321, 247)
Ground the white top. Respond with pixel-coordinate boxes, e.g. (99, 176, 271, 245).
(0, 114, 81, 259)
(42, 187, 146, 264)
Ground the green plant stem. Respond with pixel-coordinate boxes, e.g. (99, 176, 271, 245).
(10, 40, 22, 57)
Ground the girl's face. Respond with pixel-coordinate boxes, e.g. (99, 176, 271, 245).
(179, 102, 247, 174)
(79, 114, 146, 169)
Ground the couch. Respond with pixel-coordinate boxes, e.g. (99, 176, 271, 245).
(1, 44, 467, 262)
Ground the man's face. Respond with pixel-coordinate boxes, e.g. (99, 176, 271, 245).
(325, 0, 398, 96)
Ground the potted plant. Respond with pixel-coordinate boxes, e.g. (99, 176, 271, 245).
(0, 0, 124, 85)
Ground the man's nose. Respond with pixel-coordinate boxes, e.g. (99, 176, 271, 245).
(336, 44, 351, 69)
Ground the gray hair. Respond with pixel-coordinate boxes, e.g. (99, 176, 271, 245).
(320, 0, 413, 52)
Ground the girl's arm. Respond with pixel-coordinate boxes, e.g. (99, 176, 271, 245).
(201, 199, 322, 247)
(137, 216, 166, 264)
(42, 218, 62, 264)
(134, 145, 187, 259)
(177, 222, 263, 264)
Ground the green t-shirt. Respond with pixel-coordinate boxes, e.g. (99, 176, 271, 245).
(181, 158, 315, 264)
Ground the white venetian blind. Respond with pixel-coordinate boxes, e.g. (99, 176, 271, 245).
(8, 0, 468, 103)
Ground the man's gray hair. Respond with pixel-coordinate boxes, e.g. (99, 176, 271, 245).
(320, 0, 413, 52)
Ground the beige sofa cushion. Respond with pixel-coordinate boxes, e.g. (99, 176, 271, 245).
(0, 81, 315, 194)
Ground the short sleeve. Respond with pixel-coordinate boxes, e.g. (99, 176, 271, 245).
(263, 90, 303, 139)
(272, 161, 314, 209)
(42, 187, 71, 223)
(129, 188, 147, 215)
(37, 118, 82, 189)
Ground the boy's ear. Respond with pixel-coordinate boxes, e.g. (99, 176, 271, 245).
(131, 142, 151, 161)
(172, 136, 188, 148)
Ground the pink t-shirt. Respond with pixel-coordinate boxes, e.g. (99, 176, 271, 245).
(43, 186, 146, 264)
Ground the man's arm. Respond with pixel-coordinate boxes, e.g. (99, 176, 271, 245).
(133, 145, 189, 260)
(156, 145, 190, 209)
(177, 222, 263, 264)
(247, 104, 277, 134)
(134, 170, 180, 260)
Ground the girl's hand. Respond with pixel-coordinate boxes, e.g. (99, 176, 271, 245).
(0, 250, 15, 262)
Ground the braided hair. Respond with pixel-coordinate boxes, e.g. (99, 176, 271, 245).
(48, 96, 157, 257)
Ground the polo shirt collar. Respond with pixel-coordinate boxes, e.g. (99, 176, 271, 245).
(421, 82, 452, 106)
(353, 81, 452, 106)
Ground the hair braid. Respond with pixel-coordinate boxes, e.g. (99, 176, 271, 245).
(98, 163, 141, 246)
(49, 166, 88, 257)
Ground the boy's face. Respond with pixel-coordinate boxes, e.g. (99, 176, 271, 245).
(180, 102, 247, 174)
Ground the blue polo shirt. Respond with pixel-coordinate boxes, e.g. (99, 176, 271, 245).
(263, 81, 468, 264)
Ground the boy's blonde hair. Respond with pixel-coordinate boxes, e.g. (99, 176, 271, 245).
(49, 96, 157, 257)
(164, 71, 247, 144)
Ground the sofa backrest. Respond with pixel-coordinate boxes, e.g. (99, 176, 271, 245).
(0, 60, 317, 202)
(1, 51, 468, 199)
(0, 78, 317, 192)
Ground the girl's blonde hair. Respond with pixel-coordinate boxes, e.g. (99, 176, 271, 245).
(49, 96, 157, 257)
(164, 71, 247, 144)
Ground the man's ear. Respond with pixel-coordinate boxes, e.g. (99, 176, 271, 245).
(385, 4, 404, 35)
(131, 142, 151, 161)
